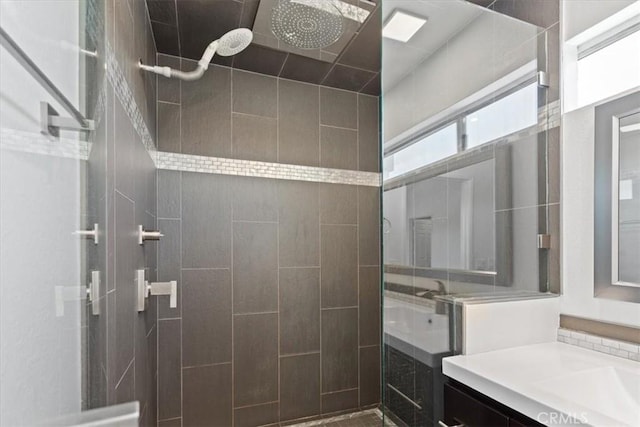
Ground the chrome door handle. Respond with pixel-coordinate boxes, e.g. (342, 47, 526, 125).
(439, 421, 465, 427)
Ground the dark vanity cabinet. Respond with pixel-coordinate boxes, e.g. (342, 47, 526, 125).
(384, 345, 448, 427)
(443, 380, 544, 427)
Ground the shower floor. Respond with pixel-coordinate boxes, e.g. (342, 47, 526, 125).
(286, 409, 396, 427)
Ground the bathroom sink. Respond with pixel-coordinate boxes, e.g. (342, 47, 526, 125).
(384, 297, 450, 356)
(534, 366, 640, 426)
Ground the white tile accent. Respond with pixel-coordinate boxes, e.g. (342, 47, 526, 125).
(557, 327, 639, 362)
(105, 42, 156, 159)
(155, 151, 382, 187)
(0, 128, 91, 160)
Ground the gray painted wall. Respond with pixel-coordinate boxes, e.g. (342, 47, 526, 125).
(156, 62, 382, 426)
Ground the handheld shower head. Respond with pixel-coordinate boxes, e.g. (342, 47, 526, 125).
(138, 28, 254, 81)
(217, 28, 253, 56)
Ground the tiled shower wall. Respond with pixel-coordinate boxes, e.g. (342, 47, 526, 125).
(155, 56, 381, 426)
(86, 1, 158, 425)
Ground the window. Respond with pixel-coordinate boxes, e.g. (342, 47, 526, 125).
(466, 83, 538, 149)
(384, 123, 457, 180)
(384, 80, 540, 181)
(577, 28, 640, 108)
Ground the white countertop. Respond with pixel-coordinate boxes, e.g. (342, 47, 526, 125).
(443, 342, 640, 426)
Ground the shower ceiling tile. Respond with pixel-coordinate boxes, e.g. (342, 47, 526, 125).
(146, 0, 382, 93)
(176, 0, 243, 61)
(337, 7, 381, 72)
(322, 64, 377, 93)
(150, 21, 180, 56)
(279, 53, 333, 84)
(146, 0, 177, 25)
(231, 44, 288, 76)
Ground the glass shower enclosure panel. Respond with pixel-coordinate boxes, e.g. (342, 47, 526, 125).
(0, 0, 107, 424)
(381, 1, 549, 425)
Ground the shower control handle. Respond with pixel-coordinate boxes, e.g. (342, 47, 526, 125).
(136, 269, 177, 311)
(75, 223, 99, 244)
(138, 225, 164, 245)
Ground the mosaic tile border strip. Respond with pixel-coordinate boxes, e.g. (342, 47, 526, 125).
(155, 151, 382, 187)
(557, 328, 640, 362)
(1, 128, 91, 160)
(105, 42, 156, 157)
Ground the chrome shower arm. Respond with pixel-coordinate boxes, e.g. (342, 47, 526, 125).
(138, 40, 219, 81)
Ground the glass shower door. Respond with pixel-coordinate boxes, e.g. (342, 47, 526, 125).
(381, 1, 550, 425)
(0, 0, 122, 424)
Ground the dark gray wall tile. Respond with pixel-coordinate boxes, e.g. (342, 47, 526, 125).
(156, 54, 181, 103)
(320, 126, 358, 170)
(134, 317, 149, 412)
(183, 269, 232, 366)
(278, 181, 320, 267)
(234, 313, 279, 407)
(321, 389, 358, 415)
(233, 222, 278, 314)
(114, 362, 134, 404)
(232, 113, 277, 162)
(114, 99, 135, 199)
(158, 170, 181, 219)
(158, 418, 181, 427)
(321, 308, 358, 392)
(358, 95, 380, 172)
(107, 291, 117, 404)
(321, 225, 358, 308)
(280, 353, 321, 421)
(279, 268, 320, 355)
(181, 65, 231, 157)
(232, 70, 277, 118)
(115, 192, 135, 382)
(359, 266, 380, 347)
(158, 319, 181, 420)
(278, 80, 320, 167)
(320, 88, 357, 129)
(359, 346, 380, 407)
(183, 364, 232, 427)
(157, 102, 180, 153)
(358, 186, 380, 266)
(320, 184, 357, 225)
(157, 219, 181, 319)
(234, 402, 279, 427)
(232, 177, 278, 222)
(182, 173, 231, 268)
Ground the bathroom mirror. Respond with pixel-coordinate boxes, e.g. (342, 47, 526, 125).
(594, 90, 640, 303)
(384, 143, 514, 286)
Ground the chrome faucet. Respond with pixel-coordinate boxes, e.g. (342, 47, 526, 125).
(416, 280, 447, 314)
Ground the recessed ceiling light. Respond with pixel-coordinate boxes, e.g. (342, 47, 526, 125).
(383, 10, 427, 43)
